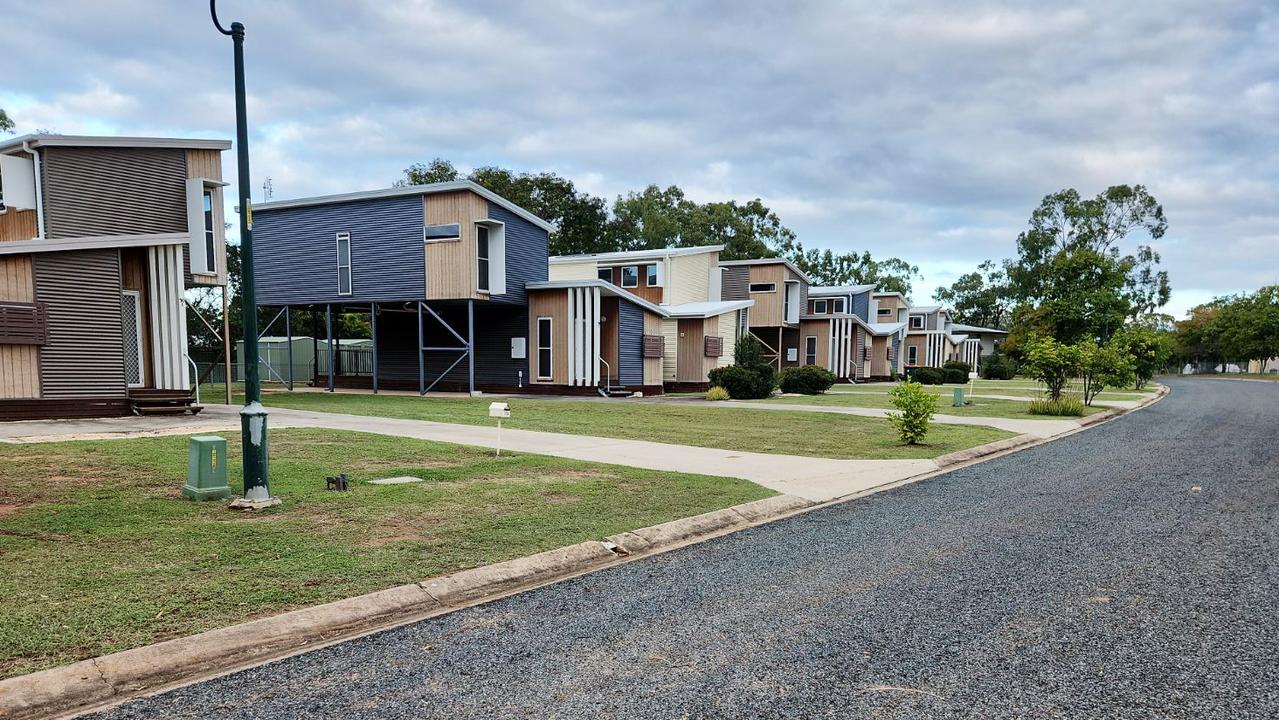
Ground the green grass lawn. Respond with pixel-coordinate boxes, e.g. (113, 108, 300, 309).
(755, 390, 1106, 419)
(257, 392, 1013, 460)
(0, 428, 773, 679)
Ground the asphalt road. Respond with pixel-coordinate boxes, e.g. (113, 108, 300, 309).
(89, 378, 1278, 719)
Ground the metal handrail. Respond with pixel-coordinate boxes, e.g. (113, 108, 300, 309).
(599, 358, 611, 391)
(184, 354, 201, 405)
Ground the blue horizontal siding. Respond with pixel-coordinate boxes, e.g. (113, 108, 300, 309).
(484, 201, 548, 306)
(372, 303, 528, 387)
(617, 299, 644, 385)
(254, 195, 425, 305)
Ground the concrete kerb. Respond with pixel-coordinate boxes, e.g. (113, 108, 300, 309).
(0, 385, 1170, 720)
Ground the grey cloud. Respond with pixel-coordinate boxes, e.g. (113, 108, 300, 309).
(3, 0, 1277, 313)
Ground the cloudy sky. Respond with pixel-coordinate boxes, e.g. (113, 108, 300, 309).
(4, 0, 1277, 316)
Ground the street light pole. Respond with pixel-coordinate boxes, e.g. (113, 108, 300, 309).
(212, 1, 277, 508)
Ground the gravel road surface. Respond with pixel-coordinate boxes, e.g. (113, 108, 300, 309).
(88, 378, 1278, 719)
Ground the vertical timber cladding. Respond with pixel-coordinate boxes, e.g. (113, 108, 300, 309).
(675, 317, 719, 383)
(747, 264, 785, 325)
(528, 290, 568, 384)
(799, 319, 829, 369)
(33, 250, 126, 398)
(0, 255, 39, 398)
(185, 149, 228, 288)
(424, 191, 487, 300)
(642, 309, 663, 386)
(0, 209, 38, 242)
(41, 147, 188, 239)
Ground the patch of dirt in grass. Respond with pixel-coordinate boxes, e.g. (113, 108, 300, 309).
(351, 458, 459, 471)
(357, 512, 445, 548)
(539, 491, 581, 504)
(0, 503, 26, 518)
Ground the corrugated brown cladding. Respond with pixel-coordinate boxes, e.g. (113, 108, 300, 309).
(42, 147, 188, 239)
(33, 250, 126, 398)
(0, 209, 38, 242)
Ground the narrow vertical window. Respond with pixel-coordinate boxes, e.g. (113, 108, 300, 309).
(805, 336, 817, 365)
(646, 263, 658, 286)
(202, 189, 217, 272)
(832, 298, 845, 314)
(908, 345, 918, 365)
(477, 225, 490, 292)
(537, 317, 553, 379)
(336, 232, 352, 295)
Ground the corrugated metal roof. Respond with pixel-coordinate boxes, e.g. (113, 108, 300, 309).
(0, 134, 230, 154)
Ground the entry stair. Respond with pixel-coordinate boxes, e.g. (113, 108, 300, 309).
(128, 388, 204, 416)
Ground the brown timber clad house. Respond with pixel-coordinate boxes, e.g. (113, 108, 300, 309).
(0, 135, 230, 419)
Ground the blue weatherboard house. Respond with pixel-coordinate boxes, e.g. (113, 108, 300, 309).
(252, 181, 674, 395)
(252, 181, 554, 394)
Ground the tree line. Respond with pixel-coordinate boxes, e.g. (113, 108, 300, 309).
(1174, 287, 1279, 373)
(400, 158, 920, 294)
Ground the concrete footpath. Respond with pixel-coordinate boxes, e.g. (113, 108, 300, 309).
(0, 406, 939, 503)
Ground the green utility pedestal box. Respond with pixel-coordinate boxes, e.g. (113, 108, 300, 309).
(953, 387, 965, 407)
(183, 436, 232, 501)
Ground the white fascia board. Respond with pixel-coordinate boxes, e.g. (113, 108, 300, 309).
(0, 134, 231, 153)
(526, 279, 668, 317)
(255, 180, 557, 233)
(0, 232, 189, 256)
(549, 245, 725, 264)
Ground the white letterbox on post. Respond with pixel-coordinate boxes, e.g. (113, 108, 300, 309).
(489, 402, 511, 456)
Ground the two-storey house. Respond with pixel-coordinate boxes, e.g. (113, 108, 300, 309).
(546, 246, 752, 390)
(720, 258, 810, 370)
(804, 284, 908, 381)
(0, 135, 229, 419)
(904, 305, 981, 371)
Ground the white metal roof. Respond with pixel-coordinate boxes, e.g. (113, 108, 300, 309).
(525, 279, 667, 316)
(0, 134, 231, 154)
(867, 321, 907, 335)
(809, 284, 877, 296)
(253, 180, 556, 233)
(909, 305, 942, 314)
(949, 323, 1008, 334)
(663, 300, 754, 318)
(550, 245, 724, 264)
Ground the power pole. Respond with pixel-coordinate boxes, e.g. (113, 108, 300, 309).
(212, 0, 277, 508)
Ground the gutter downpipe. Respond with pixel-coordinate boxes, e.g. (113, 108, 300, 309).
(21, 140, 46, 239)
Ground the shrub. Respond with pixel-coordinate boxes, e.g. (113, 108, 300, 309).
(707, 364, 776, 400)
(1028, 397, 1086, 416)
(909, 367, 945, 385)
(704, 386, 730, 401)
(733, 333, 768, 369)
(942, 360, 972, 376)
(980, 351, 1017, 380)
(1021, 336, 1084, 400)
(1079, 338, 1137, 405)
(887, 381, 938, 444)
(942, 367, 968, 384)
(779, 365, 836, 394)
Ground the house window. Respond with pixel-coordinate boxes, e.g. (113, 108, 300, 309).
(477, 226, 490, 292)
(910, 315, 925, 329)
(336, 233, 352, 296)
(201, 189, 216, 273)
(537, 317, 553, 380)
(805, 336, 817, 365)
(646, 263, 659, 286)
(878, 307, 892, 317)
(598, 267, 613, 282)
(814, 299, 828, 314)
(749, 283, 776, 293)
(832, 298, 846, 314)
(907, 345, 918, 365)
(620, 265, 639, 288)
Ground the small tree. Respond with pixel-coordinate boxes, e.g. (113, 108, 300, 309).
(1079, 339, 1136, 406)
(887, 381, 938, 445)
(1114, 323, 1173, 389)
(1021, 336, 1084, 401)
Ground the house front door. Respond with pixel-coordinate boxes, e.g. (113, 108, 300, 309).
(121, 290, 145, 388)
